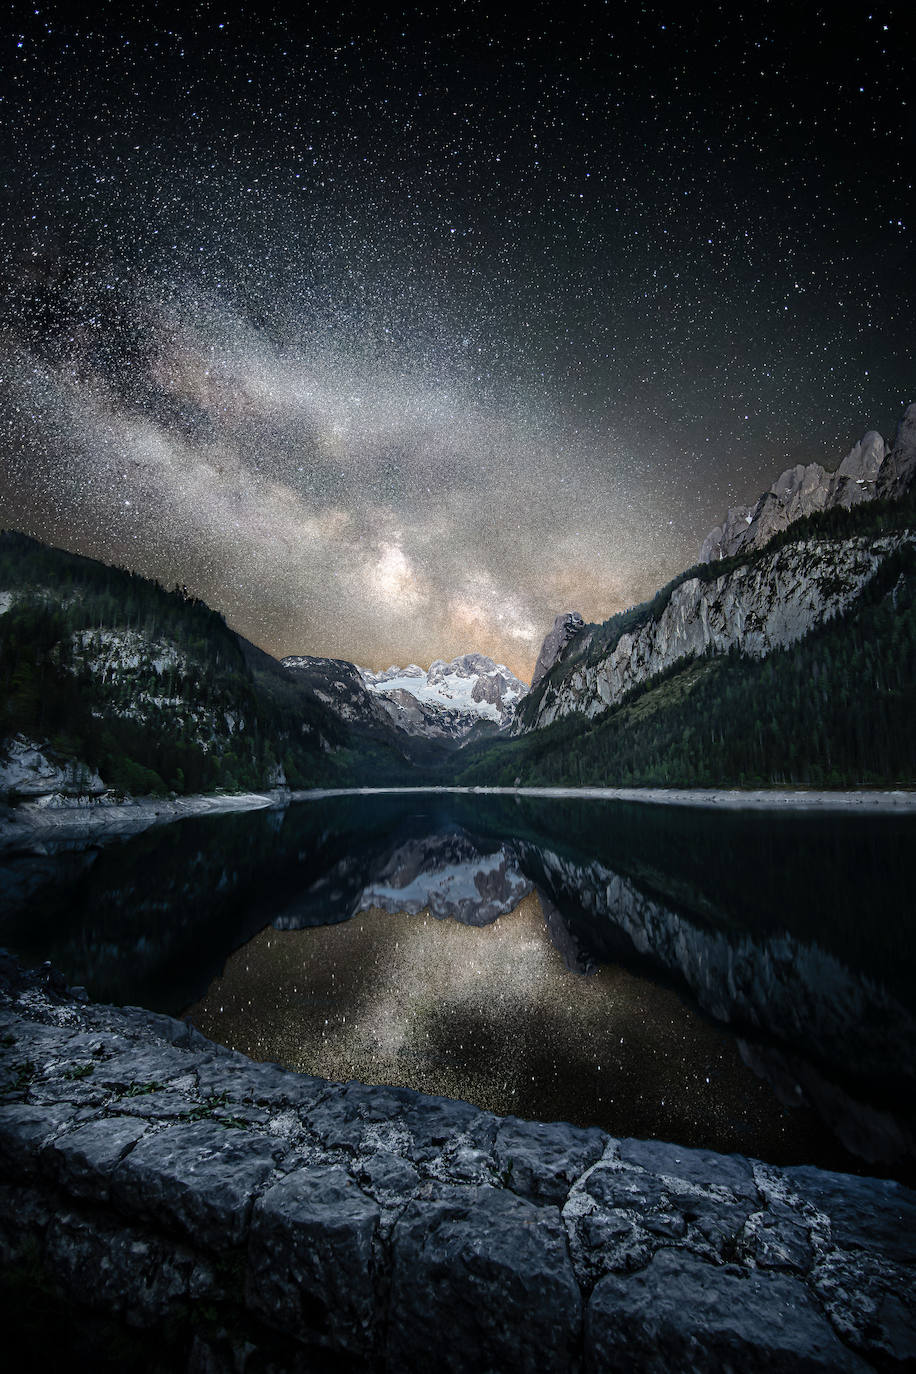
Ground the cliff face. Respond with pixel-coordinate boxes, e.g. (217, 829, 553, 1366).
(517, 407, 916, 736)
(700, 431, 888, 564)
(531, 612, 585, 687)
(700, 405, 916, 564)
(522, 533, 913, 730)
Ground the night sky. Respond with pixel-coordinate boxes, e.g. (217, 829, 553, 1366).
(0, 3, 912, 679)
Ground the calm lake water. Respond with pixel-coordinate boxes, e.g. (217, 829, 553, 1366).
(2, 792, 914, 1182)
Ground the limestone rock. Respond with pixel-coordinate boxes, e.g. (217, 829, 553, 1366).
(247, 1165, 379, 1356)
(586, 1248, 870, 1372)
(0, 734, 106, 800)
(388, 1186, 582, 1373)
(531, 611, 586, 687)
(782, 1164, 916, 1265)
(878, 401, 916, 499)
(699, 421, 898, 565)
(525, 534, 914, 730)
(2, 955, 914, 1370)
(111, 1119, 284, 1248)
(493, 1115, 607, 1204)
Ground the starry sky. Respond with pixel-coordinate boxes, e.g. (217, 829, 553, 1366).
(0, 2, 912, 680)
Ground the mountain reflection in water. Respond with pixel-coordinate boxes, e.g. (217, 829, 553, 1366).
(2, 792, 914, 1181)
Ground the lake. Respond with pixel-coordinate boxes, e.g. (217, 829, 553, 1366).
(1, 791, 914, 1182)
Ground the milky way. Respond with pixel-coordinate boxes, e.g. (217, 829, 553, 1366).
(0, 5, 912, 678)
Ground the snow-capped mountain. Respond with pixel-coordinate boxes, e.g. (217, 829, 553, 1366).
(359, 653, 528, 742)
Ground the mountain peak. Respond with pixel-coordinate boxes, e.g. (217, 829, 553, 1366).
(531, 612, 586, 688)
(360, 655, 528, 741)
(698, 410, 916, 563)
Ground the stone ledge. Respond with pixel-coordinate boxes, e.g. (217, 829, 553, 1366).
(1, 954, 914, 1371)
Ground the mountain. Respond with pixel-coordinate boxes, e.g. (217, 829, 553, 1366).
(456, 406, 916, 788)
(0, 532, 525, 804)
(3, 404, 915, 800)
(280, 655, 392, 730)
(515, 405, 916, 735)
(531, 614, 585, 688)
(0, 531, 417, 799)
(520, 531, 913, 732)
(358, 654, 528, 743)
(701, 404, 916, 563)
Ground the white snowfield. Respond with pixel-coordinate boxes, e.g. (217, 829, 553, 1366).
(360, 655, 528, 728)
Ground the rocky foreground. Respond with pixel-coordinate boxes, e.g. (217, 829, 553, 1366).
(1, 957, 914, 1372)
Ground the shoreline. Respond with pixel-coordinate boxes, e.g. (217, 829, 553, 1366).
(291, 783, 916, 812)
(2, 780, 916, 851)
(0, 787, 284, 850)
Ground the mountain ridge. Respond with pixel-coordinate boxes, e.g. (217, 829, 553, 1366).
(519, 405, 916, 734)
(2, 402, 915, 799)
(358, 653, 527, 742)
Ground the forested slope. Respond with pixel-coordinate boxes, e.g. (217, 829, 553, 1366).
(0, 531, 414, 795)
(456, 541, 916, 789)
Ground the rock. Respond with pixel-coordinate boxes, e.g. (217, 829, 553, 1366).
(837, 430, 886, 483)
(698, 420, 900, 565)
(782, 1164, 916, 1265)
(305, 1080, 486, 1161)
(586, 1248, 870, 1372)
(247, 1165, 379, 1357)
(878, 401, 916, 499)
(1, 956, 913, 1371)
(93, 1041, 206, 1092)
(193, 1055, 329, 1109)
(354, 1148, 420, 1202)
(494, 1115, 607, 1203)
(522, 533, 914, 730)
(388, 1186, 581, 1373)
(111, 1119, 285, 1249)
(618, 1138, 759, 1202)
(740, 1211, 814, 1272)
(0, 734, 107, 800)
(531, 612, 586, 687)
(0, 1101, 75, 1176)
(44, 1204, 217, 1326)
(50, 1114, 150, 1200)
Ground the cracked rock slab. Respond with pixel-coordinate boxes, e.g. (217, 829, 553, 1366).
(494, 1115, 607, 1203)
(111, 1118, 285, 1248)
(586, 1248, 871, 1372)
(388, 1185, 582, 1373)
(783, 1164, 916, 1265)
(49, 1114, 150, 1199)
(247, 1164, 379, 1357)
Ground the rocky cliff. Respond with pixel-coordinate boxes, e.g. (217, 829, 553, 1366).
(522, 532, 914, 730)
(518, 406, 916, 735)
(2, 955, 913, 1371)
(531, 613, 585, 687)
(700, 405, 916, 564)
(700, 431, 888, 564)
(280, 654, 393, 730)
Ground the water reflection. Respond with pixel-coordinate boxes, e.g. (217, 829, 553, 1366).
(2, 792, 914, 1178)
(189, 895, 823, 1165)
